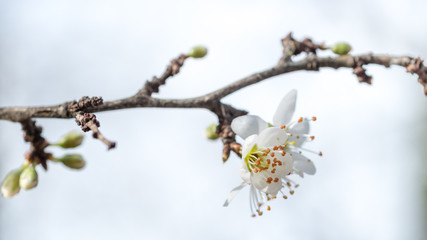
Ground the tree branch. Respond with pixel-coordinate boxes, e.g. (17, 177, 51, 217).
(0, 33, 425, 155)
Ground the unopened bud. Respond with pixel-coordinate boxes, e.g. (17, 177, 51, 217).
(205, 123, 219, 140)
(188, 46, 208, 58)
(1, 169, 22, 198)
(330, 42, 352, 55)
(19, 165, 38, 190)
(54, 132, 84, 148)
(57, 154, 86, 169)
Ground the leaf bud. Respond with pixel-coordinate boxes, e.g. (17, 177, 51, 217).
(188, 46, 208, 58)
(54, 132, 84, 148)
(57, 154, 86, 169)
(1, 169, 22, 198)
(205, 123, 219, 140)
(19, 165, 38, 190)
(330, 42, 352, 55)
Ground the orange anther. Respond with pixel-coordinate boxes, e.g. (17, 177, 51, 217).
(278, 161, 282, 166)
(310, 136, 315, 140)
(290, 190, 295, 195)
(258, 211, 263, 216)
(281, 151, 286, 156)
(273, 146, 278, 151)
(253, 168, 258, 173)
(298, 117, 303, 123)
(255, 159, 260, 165)
(267, 206, 271, 211)
(312, 116, 317, 121)
(319, 151, 323, 156)
(273, 178, 279, 183)
(272, 163, 277, 167)
(266, 159, 271, 164)
(270, 152, 275, 157)
(280, 125, 285, 129)
(283, 195, 288, 199)
(265, 148, 271, 153)
(279, 145, 284, 150)
(271, 169, 276, 173)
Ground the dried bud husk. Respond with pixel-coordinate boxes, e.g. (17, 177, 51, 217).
(330, 42, 352, 55)
(188, 46, 208, 58)
(19, 165, 38, 190)
(1, 169, 22, 198)
(58, 154, 86, 169)
(205, 123, 219, 140)
(55, 132, 84, 148)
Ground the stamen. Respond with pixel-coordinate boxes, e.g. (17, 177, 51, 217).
(280, 125, 286, 129)
(267, 206, 271, 211)
(283, 195, 288, 199)
(290, 190, 295, 195)
(298, 117, 303, 123)
(312, 116, 317, 121)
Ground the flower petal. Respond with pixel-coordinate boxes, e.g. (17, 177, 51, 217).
(240, 160, 251, 184)
(241, 134, 258, 158)
(231, 115, 268, 139)
(223, 182, 247, 207)
(288, 120, 310, 147)
(250, 171, 282, 196)
(255, 127, 288, 148)
(292, 152, 316, 175)
(272, 90, 297, 126)
(274, 153, 294, 177)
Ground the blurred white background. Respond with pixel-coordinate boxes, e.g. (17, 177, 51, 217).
(1, 0, 427, 239)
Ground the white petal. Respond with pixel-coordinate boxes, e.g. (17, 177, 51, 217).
(250, 171, 282, 195)
(223, 182, 247, 207)
(272, 90, 297, 126)
(240, 161, 251, 184)
(241, 134, 258, 158)
(274, 153, 294, 177)
(293, 169, 304, 178)
(255, 127, 288, 148)
(292, 152, 316, 175)
(288, 120, 310, 147)
(231, 115, 268, 139)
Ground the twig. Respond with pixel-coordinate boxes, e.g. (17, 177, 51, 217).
(0, 33, 426, 159)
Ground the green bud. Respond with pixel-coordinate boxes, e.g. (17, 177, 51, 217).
(330, 42, 352, 55)
(1, 169, 22, 198)
(188, 46, 208, 58)
(57, 154, 86, 169)
(205, 123, 219, 140)
(54, 132, 84, 148)
(19, 165, 38, 190)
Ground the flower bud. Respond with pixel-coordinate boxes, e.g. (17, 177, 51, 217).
(19, 165, 38, 190)
(188, 46, 208, 58)
(330, 42, 352, 55)
(58, 154, 86, 169)
(205, 123, 219, 140)
(54, 132, 84, 148)
(1, 169, 22, 198)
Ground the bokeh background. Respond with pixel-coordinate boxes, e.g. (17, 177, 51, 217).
(1, 0, 427, 239)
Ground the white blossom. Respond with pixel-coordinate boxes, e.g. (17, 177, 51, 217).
(224, 90, 320, 216)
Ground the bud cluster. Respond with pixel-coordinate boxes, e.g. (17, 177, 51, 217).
(1, 131, 87, 198)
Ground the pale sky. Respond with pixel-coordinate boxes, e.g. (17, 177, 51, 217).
(1, 1, 427, 239)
